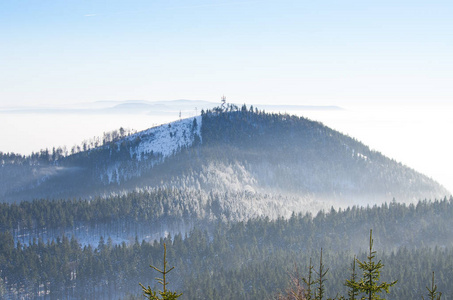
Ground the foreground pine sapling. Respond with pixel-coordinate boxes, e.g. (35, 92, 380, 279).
(315, 248, 329, 300)
(139, 243, 182, 300)
(350, 230, 397, 300)
(344, 256, 359, 300)
(302, 258, 316, 300)
(422, 272, 442, 300)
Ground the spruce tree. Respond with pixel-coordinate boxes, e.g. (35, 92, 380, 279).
(302, 258, 316, 300)
(139, 243, 182, 300)
(422, 272, 442, 300)
(351, 230, 397, 300)
(315, 249, 328, 300)
(344, 256, 359, 300)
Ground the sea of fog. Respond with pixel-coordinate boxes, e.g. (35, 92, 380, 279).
(1, 103, 452, 194)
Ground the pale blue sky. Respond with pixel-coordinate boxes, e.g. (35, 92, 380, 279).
(1, 0, 452, 107)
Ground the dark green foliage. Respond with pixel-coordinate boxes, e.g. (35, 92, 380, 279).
(0, 198, 452, 299)
(0, 188, 218, 234)
(350, 230, 397, 299)
(139, 243, 182, 300)
(5, 195, 453, 259)
(0, 107, 450, 300)
(281, 236, 394, 300)
(200, 108, 447, 201)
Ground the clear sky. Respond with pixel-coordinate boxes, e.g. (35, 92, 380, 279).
(1, 0, 452, 107)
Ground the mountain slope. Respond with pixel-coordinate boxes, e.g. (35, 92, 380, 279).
(0, 106, 449, 215)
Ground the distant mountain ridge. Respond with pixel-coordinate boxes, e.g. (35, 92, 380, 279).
(0, 99, 342, 115)
(0, 106, 448, 218)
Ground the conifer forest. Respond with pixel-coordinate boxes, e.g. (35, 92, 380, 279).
(1, 108, 452, 299)
(3, 0, 453, 296)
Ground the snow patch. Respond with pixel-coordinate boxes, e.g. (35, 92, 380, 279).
(127, 116, 202, 161)
(357, 153, 368, 161)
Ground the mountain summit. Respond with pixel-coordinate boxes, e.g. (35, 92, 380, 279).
(0, 105, 448, 216)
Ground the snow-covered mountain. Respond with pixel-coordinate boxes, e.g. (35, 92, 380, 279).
(0, 106, 449, 218)
(127, 116, 201, 161)
(100, 116, 201, 184)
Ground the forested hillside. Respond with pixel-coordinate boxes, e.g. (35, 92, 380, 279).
(0, 106, 448, 208)
(1, 105, 451, 299)
(1, 197, 453, 299)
